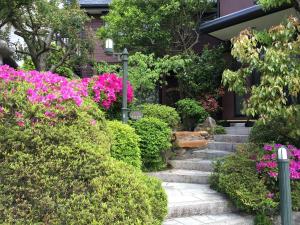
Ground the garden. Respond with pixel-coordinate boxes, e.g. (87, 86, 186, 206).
(0, 0, 300, 224)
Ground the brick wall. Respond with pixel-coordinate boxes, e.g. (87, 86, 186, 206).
(219, 0, 255, 16)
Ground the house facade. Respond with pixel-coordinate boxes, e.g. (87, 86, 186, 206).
(199, 0, 297, 121)
(79, 0, 297, 121)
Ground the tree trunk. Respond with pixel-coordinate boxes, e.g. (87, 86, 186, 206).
(35, 53, 48, 71)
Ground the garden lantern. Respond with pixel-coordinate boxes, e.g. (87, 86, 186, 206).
(278, 146, 293, 225)
(104, 38, 114, 54)
(104, 38, 129, 123)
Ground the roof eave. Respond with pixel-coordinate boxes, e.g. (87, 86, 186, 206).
(199, 4, 293, 33)
(80, 4, 109, 9)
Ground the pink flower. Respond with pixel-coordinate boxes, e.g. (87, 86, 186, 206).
(15, 112, 23, 118)
(17, 121, 25, 127)
(267, 192, 274, 199)
(264, 145, 273, 151)
(90, 119, 97, 126)
(268, 171, 278, 177)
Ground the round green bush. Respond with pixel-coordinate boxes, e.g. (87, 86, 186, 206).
(0, 117, 167, 224)
(176, 98, 209, 130)
(132, 117, 172, 171)
(138, 103, 180, 129)
(107, 120, 142, 169)
(210, 144, 300, 217)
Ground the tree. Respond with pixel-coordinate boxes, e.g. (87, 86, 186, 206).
(98, 0, 214, 56)
(0, 0, 91, 72)
(258, 0, 300, 10)
(222, 17, 300, 119)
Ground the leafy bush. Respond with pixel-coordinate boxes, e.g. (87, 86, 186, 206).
(249, 115, 300, 148)
(0, 66, 168, 224)
(0, 123, 167, 224)
(176, 98, 209, 130)
(107, 120, 142, 169)
(132, 117, 172, 171)
(138, 103, 180, 129)
(210, 143, 300, 218)
(212, 125, 226, 135)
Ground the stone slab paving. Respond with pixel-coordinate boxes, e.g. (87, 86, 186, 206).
(168, 159, 213, 171)
(164, 214, 254, 225)
(150, 170, 211, 184)
(163, 183, 236, 218)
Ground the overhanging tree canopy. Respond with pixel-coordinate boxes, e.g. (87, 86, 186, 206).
(0, 0, 91, 73)
(98, 0, 215, 56)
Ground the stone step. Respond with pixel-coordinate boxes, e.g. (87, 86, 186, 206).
(174, 131, 209, 141)
(164, 213, 254, 225)
(225, 127, 251, 135)
(172, 149, 232, 160)
(176, 140, 208, 149)
(214, 134, 248, 143)
(230, 123, 246, 127)
(169, 159, 213, 172)
(149, 170, 211, 184)
(163, 183, 236, 219)
(208, 142, 239, 152)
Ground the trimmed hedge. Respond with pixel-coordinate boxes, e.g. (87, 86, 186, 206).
(0, 117, 168, 224)
(108, 120, 142, 169)
(138, 103, 180, 129)
(132, 117, 172, 171)
(210, 144, 300, 223)
(176, 98, 209, 131)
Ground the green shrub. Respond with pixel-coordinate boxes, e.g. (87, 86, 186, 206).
(176, 98, 209, 130)
(0, 69, 167, 224)
(210, 155, 277, 214)
(0, 116, 168, 224)
(210, 144, 300, 217)
(212, 125, 226, 134)
(249, 115, 300, 147)
(138, 103, 180, 129)
(132, 117, 172, 171)
(107, 120, 142, 169)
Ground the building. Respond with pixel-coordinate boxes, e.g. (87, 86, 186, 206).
(199, 0, 297, 121)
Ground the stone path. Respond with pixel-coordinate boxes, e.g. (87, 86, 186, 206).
(150, 123, 254, 225)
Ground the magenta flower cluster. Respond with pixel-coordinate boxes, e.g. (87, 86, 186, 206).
(0, 65, 134, 110)
(90, 73, 134, 109)
(256, 144, 300, 180)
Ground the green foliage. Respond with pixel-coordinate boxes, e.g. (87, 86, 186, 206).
(138, 103, 180, 129)
(212, 125, 226, 135)
(258, 0, 293, 10)
(222, 17, 300, 119)
(107, 120, 142, 169)
(132, 117, 172, 171)
(210, 145, 279, 214)
(0, 71, 168, 224)
(176, 46, 226, 98)
(249, 115, 300, 148)
(176, 98, 209, 130)
(0, 0, 91, 72)
(254, 213, 273, 225)
(210, 144, 300, 218)
(98, 0, 214, 56)
(94, 61, 121, 75)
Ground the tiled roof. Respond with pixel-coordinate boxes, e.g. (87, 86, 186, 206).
(79, 0, 112, 6)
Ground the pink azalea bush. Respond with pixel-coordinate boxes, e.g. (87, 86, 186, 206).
(256, 144, 300, 180)
(0, 65, 134, 126)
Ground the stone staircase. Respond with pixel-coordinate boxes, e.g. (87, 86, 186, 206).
(150, 123, 254, 225)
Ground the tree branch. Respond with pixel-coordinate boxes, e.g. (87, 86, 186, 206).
(49, 48, 72, 72)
